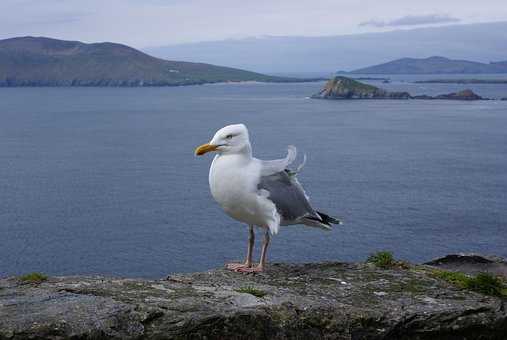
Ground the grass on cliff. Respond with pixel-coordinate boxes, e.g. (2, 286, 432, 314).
(432, 270, 507, 297)
(18, 272, 48, 284)
(235, 286, 267, 298)
(367, 251, 395, 268)
(367, 251, 410, 269)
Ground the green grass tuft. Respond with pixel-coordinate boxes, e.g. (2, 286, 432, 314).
(464, 272, 506, 297)
(432, 270, 506, 297)
(367, 251, 396, 269)
(235, 286, 267, 298)
(432, 270, 469, 287)
(18, 272, 48, 284)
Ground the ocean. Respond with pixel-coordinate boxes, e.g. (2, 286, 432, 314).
(1, 77, 506, 278)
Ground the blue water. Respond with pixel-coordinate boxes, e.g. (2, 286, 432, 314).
(1, 80, 506, 278)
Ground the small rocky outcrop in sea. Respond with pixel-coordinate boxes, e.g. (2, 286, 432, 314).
(311, 76, 411, 99)
(1, 254, 506, 339)
(413, 89, 485, 100)
(425, 253, 507, 277)
(411, 94, 434, 100)
(313, 77, 492, 101)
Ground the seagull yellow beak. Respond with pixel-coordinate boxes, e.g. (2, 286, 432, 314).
(195, 143, 219, 156)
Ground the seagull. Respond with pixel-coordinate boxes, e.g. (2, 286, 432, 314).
(195, 124, 341, 272)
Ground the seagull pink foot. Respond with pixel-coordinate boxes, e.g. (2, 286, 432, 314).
(225, 263, 265, 273)
(225, 263, 251, 271)
(233, 265, 264, 273)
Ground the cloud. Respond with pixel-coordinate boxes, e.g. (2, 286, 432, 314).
(359, 14, 460, 28)
(2, 0, 502, 47)
(28, 11, 93, 26)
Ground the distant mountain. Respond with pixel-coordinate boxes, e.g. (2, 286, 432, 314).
(349, 56, 507, 74)
(414, 79, 507, 84)
(145, 21, 507, 74)
(0, 37, 301, 87)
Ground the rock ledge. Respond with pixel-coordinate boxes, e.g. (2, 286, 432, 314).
(1, 260, 506, 339)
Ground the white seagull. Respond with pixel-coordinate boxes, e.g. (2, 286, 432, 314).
(195, 124, 341, 272)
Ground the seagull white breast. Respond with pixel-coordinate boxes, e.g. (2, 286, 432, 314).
(209, 153, 281, 233)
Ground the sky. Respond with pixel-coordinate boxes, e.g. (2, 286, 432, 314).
(1, 0, 506, 48)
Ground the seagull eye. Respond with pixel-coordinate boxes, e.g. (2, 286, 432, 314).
(225, 134, 234, 140)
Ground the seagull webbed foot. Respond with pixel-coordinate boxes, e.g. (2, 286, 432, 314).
(225, 262, 252, 271)
(226, 262, 265, 273)
(236, 265, 264, 273)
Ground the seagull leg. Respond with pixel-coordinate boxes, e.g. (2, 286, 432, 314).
(245, 224, 255, 266)
(226, 225, 255, 271)
(235, 228, 270, 273)
(257, 229, 270, 271)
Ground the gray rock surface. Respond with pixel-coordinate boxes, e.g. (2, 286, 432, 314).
(1, 262, 506, 339)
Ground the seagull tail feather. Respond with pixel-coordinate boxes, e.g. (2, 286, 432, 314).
(302, 211, 342, 231)
(316, 211, 343, 226)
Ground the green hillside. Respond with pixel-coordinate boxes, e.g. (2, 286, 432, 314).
(0, 37, 302, 86)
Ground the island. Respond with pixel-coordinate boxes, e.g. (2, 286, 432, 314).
(312, 76, 490, 100)
(0, 37, 315, 87)
(346, 56, 507, 74)
(311, 76, 411, 99)
(0, 253, 505, 339)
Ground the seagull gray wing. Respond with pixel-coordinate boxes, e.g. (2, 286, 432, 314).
(258, 170, 320, 224)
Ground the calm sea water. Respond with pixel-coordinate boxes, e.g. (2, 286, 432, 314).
(1, 78, 506, 278)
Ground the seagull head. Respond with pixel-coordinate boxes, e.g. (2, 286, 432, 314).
(195, 124, 251, 156)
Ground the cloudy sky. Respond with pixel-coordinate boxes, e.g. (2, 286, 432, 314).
(1, 0, 506, 47)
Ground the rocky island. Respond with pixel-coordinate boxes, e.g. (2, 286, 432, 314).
(312, 77, 489, 101)
(311, 76, 411, 99)
(1, 254, 506, 339)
